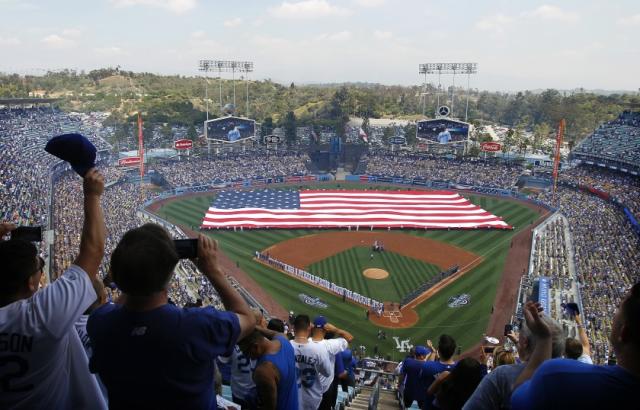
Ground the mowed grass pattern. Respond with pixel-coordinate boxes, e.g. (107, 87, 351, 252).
(155, 184, 541, 360)
(307, 247, 441, 302)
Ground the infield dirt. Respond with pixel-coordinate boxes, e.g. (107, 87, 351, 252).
(265, 231, 478, 271)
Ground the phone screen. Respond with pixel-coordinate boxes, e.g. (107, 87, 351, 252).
(12, 226, 43, 242)
(174, 239, 198, 259)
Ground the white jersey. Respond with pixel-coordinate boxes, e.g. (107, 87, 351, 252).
(291, 340, 332, 410)
(311, 338, 348, 393)
(0, 265, 107, 410)
(218, 345, 256, 400)
(75, 315, 92, 358)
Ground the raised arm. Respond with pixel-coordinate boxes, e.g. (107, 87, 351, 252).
(196, 234, 255, 339)
(514, 302, 551, 389)
(426, 339, 437, 361)
(324, 323, 354, 343)
(254, 362, 278, 410)
(256, 325, 284, 340)
(574, 314, 591, 357)
(73, 168, 105, 277)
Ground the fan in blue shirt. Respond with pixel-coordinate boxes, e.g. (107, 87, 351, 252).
(88, 226, 256, 410)
(511, 285, 640, 410)
(420, 335, 457, 410)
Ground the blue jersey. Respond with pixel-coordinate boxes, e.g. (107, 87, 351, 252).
(341, 349, 354, 378)
(88, 304, 240, 410)
(420, 360, 456, 409)
(402, 358, 427, 402)
(512, 359, 640, 410)
(258, 335, 299, 410)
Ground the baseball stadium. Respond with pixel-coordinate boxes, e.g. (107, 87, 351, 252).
(149, 182, 544, 360)
(1, 2, 640, 409)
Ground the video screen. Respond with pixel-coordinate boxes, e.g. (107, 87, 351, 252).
(206, 116, 255, 142)
(417, 119, 469, 144)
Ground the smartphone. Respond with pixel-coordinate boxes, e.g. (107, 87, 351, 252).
(12, 226, 42, 242)
(566, 302, 580, 316)
(174, 239, 198, 259)
(504, 324, 513, 336)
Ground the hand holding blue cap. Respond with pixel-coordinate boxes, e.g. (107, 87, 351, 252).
(45, 133, 96, 177)
(313, 316, 327, 328)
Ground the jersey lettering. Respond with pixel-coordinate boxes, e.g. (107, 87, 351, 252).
(237, 353, 251, 374)
(0, 333, 33, 353)
(300, 368, 317, 389)
(0, 355, 34, 392)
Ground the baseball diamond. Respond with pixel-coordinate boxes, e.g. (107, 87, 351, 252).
(152, 184, 545, 359)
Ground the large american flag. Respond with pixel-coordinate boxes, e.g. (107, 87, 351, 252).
(201, 189, 511, 229)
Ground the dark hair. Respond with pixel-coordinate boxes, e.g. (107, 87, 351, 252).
(268, 318, 285, 332)
(438, 334, 457, 360)
(238, 329, 263, 351)
(436, 357, 483, 410)
(0, 239, 39, 301)
(565, 337, 583, 359)
(621, 282, 640, 349)
(110, 224, 179, 297)
(293, 314, 310, 332)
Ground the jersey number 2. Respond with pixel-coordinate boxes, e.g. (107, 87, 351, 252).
(0, 355, 33, 392)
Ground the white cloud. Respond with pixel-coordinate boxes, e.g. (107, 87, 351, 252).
(110, 0, 196, 14)
(618, 14, 640, 26)
(527, 5, 579, 22)
(94, 46, 126, 56)
(62, 28, 82, 37)
(223, 17, 243, 28)
(475, 14, 514, 34)
(269, 0, 351, 19)
(373, 30, 392, 40)
(191, 30, 206, 39)
(353, 0, 385, 7)
(41, 34, 76, 49)
(316, 31, 352, 41)
(0, 36, 21, 46)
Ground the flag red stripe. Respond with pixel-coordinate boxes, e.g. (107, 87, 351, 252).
(201, 190, 511, 229)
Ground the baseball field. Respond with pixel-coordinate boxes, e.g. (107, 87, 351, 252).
(152, 183, 542, 360)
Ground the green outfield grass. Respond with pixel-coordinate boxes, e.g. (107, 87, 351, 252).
(154, 183, 541, 360)
(307, 247, 442, 302)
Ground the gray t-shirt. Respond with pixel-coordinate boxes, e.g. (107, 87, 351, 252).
(462, 363, 525, 410)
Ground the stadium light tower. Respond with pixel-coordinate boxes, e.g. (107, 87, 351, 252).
(418, 63, 477, 121)
(198, 60, 254, 117)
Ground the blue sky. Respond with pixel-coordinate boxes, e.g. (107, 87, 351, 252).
(0, 0, 638, 91)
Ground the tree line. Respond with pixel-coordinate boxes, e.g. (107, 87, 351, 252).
(1, 69, 638, 148)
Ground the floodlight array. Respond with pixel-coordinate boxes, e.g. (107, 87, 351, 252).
(199, 60, 254, 73)
(419, 63, 477, 75)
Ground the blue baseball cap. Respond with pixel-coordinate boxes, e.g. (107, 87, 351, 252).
(313, 316, 327, 328)
(415, 345, 429, 356)
(45, 133, 96, 177)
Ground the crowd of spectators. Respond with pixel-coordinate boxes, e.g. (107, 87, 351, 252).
(561, 164, 640, 218)
(154, 152, 308, 188)
(2, 106, 640, 408)
(533, 186, 640, 364)
(572, 110, 640, 169)
(364, 153, 522, 188)
(52, 170, 222, 308)
(0, 107, 108, 227)
(518, 215, 583, 343)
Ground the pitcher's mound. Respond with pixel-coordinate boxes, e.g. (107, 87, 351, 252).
(363, 268, 389, 279)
